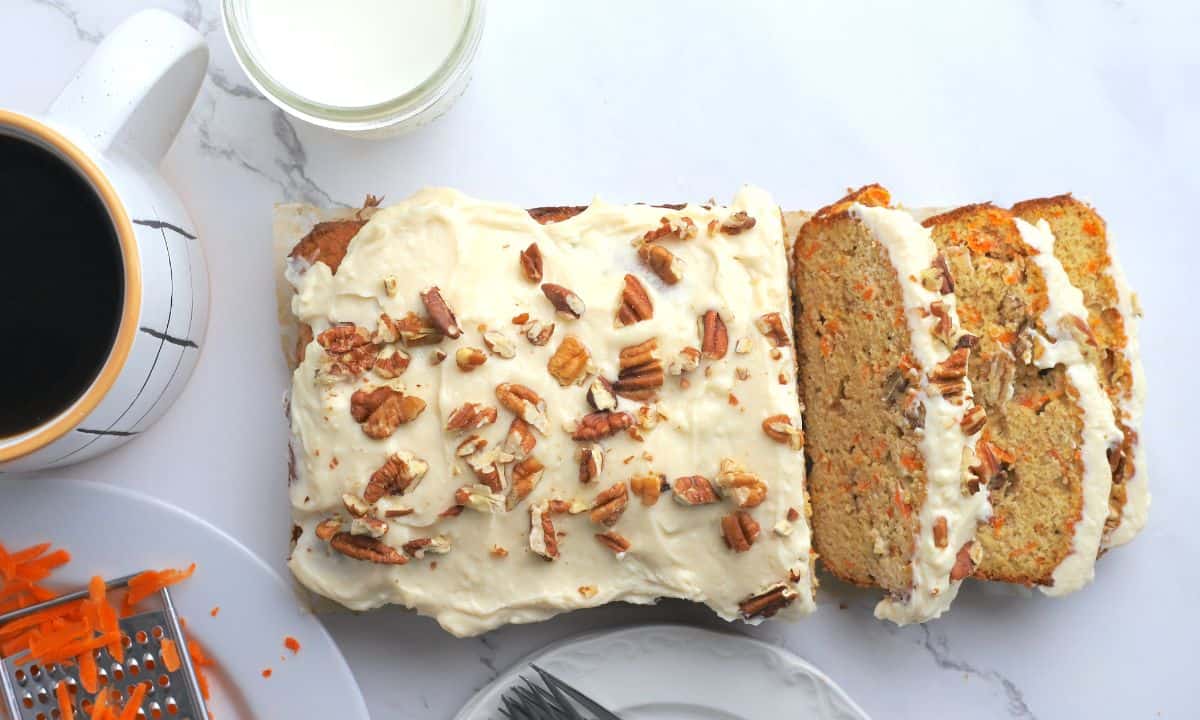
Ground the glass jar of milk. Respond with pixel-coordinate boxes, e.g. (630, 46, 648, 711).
(222, 0, 484, 138)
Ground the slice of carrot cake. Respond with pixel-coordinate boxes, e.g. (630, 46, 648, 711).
(280, 187, 815, 636)
(923, 205, 1121, 594)
(792, 185, 989, 624)
(1011, 196, 1148, 548)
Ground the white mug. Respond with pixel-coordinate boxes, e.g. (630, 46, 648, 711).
(0, 10, 210, 472)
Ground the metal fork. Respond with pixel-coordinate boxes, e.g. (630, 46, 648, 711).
(497, 664, 622, 720)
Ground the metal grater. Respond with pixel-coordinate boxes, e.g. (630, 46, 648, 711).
(0, 572, 209, 720)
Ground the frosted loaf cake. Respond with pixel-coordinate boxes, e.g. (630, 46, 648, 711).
(280, 187, 816, 636)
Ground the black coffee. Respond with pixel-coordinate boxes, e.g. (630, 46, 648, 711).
(0, 134, 123, 438)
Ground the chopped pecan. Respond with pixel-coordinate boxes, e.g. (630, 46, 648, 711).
(506, 456, 545, 510)
(721, 510, 760, 553)
(1065, 314, 1098, 348)
(578, 444, 604, 483)
(365, 394, 426, 439)
(930, 347, 969, 404)
(755, 312, 790, 347)
(445, 402, 498, 432)
(542, 283, 586, 319)
(318, 323, 373, 354)
(457, 484, 505, 513)
(342, 494, 372, 518)
(419, 286, 462, 339)
(392, 312, 443, 346)
(350, 516, 388, 539)
(314, 517, 342, 541)
(932, 254, 955, 294)
(739, 584, 797, 619)
(571, 411, 635, 441)
(716, 458, 768, 508)
(351, 386, 400, 423)
(595, 531, 631, 555)
(762, 414, 805, 450)
(932, 516, 949, 549)
(456, 346, 488, 371)
(383, 275, 399, 297)
(929, 301, 955, 346)
(970, 439, 1014, 492)
(519, 242, 543, 283)
(700, 310, 729, 359)
(483, 330, 517, 359)
(643, 216, 698, 243)
(430, 349, 447, 365)
(615, 274, 654, 327)
(734, 337, 753, 354)
(950, 541, 977, 581)
(667, 346, 701, 375)
(637, 243, 682, 285)
(365, 451, 429, 502)
(614, 338, 664, 401)
(529, 501, 559, 560)
(496, 382, 550, 434)
(672, 475, 720, 505)
(330, 532, 406, 565)
(374, 347, 410, 379)
(465, 446, 510, 494)
(455, 434, 487, 457)
(402, 535, 452, 559)
(960, 404, 987, 435)
(590, 482, 629, 526)
(372, 314, 401, 344)
(502, 418, 537, 460)
(548, 335, 591, 386)
(586, 376, 618, 411)
(719, 211, 757, 235)
(630, 473, 666, 506)
(523, 319, 556, 345)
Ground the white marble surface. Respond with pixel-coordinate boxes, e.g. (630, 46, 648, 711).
(2, 1, 1197, 717)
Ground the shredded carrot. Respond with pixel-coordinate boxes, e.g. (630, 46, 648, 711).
(117, 682, 147, 720)
(1082, 219, 1101, 237)
(262, 668, 272, 678)
(210, 606, 220, 617)
(123, 564, 196, 614)
(160, 637, 181, 673)
(56, 680, 75, 720)
(78, 645, 99, 693)
(187, 635, 214, 700)
(284, 636, 301, 654)
(899, 451, 923, 472)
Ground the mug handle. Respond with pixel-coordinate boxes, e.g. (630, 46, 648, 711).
(48, 9, 208, 167)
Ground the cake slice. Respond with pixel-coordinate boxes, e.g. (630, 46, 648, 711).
(280, 187, 816, 636)
(922, 205, 1122, 594)
(1011, 196, 1148, 548)
(791, 186, 989, 624)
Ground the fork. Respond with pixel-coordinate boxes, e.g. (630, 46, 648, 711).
(496, 664, 622, 720)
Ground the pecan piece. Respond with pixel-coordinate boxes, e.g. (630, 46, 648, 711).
(715, 458, 767, 508)
(930, 347, 969, 404)
(529, 501, 559, 560)
(571, 411, 635, 441)
(457, 484, 505, 514)
(465, 446, 509, 494)
(318, 323, 373, 354)
(590, 482, 629, 526)
(614, 338, 664, 401)
(667, 346, 701, 376)
(542, 283, 586, 319)
(755, 312, 790, 347)
(739, 584, 797, 619)
(363, 393, 426, 439)
(456, 346, 488, 371)
(502, 418, 537, 460)
(350, 386, 399, 423)
(586, 376, 618, 411)
(374, 347, 410, 379)
(495, 383, 549, 435)
(365, 451, 429, 502)
(350, 516, 388, 538)
(506, 456, 546, 510)
(578, 444, 604, 483)
(482, 330, 517, 359)
(637, 243, 682, 285)
(419, 286, 462, 339)
(719, 211, 757, 235)
(630, 473, 666, 506)
(615, 274, 654, 327)
(455, 434, 487, 457)
(342, 494, 372, 518)
(643, 216, 697, 243)
(762, 414, 805, 450)
(392, 312, 443, 346)
(929, 300, 955, 346)
(672, 475, 720, 505)
(932, 516, 949, 549)
(519, 242, 543, 283)
(950, 541, 978, 581)
(548, 335, 590, 386)
(700, 310, 729, 359)
(721, 510, 760, 552)
(402, 535, 452, 560)
(314, 517, 342, 541)
(595, 531, 631, 555)
(445, 402, 498, 432)
(523, 319, 555, 346)
(330, 532, 407, 565)
(960, 404, 987, 435)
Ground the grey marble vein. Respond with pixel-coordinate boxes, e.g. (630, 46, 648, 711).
(919, 625, 1036, 719)
(30, 0, 102, 43)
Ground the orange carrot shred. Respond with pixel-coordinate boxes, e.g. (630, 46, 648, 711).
(262, 668, 272, 678)
(78, 646, 99, 694)
(123, 564, 196, 614)
(284, 636, 301, 654)
(117, 682, 147, 720)
(160, 637, 181, 673)
(210, 606, 220, 617)
(56, 679, 75, 720)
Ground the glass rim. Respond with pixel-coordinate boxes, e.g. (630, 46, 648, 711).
(220, 0, 485, 131)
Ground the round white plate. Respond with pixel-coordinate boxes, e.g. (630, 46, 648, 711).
(0, 478, 368, 720)
(455, 624, 869, 720)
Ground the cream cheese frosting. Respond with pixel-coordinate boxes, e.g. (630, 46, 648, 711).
(851, 204, 991, 625)
(1102, 256, 1149, 548)
(1015, 218, 1122, 595)
(285, 186, 815, 636)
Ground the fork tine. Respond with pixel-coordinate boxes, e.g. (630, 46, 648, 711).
(531, 665, 622, 720)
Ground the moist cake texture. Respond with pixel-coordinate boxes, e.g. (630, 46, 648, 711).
(791, 186, 989, 624)
(283, 187, 815, 636)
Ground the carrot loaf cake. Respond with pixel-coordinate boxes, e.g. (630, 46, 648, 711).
(1011, 196, 1148, 548)
(791, 186, 990, 624)
(922, 205, 1121, 594)
(280, 187, 815, 636)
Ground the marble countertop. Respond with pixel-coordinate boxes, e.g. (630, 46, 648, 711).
(2, 1, 1196, 717)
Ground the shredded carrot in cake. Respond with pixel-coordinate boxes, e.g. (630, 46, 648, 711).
(1082, 219, 1101, 237)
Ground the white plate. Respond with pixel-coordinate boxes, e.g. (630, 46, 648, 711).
(0, 478, 368, 720)
(454, 624, 869, 720)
